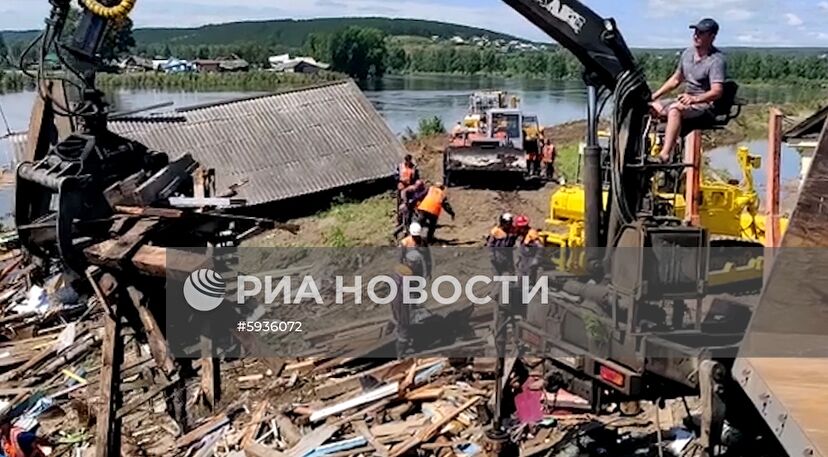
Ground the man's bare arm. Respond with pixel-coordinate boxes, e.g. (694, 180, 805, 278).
(652, 69, 684, 101)
(679, 82, 723, 105)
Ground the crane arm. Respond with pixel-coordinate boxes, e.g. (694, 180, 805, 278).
(501, 0, 640, 90)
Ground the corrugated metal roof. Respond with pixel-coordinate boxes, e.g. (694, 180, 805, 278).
(6, 80, 405, 206)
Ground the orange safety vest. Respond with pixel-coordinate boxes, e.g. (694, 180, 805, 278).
(399, 163, 415, 186)
(417, 187, 444, 217)
(523, 228, 542, 245)
(400, 236, 418, 248)
(3, 427, 26, 457)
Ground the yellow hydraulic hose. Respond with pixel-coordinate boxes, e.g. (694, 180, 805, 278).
(79, 0, 136, 19)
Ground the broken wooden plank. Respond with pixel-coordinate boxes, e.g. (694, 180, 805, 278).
(87, 218, 163, 271)
(405, 387, 445, 402)
(116, 374, 180, 420)
(315, 360, 412, 400)
(304, 437, 367, 457)
(353, 420, 389, 457)
(240, 400, 269, 450)
(199, 335, 220, 411)
(136, 153, 198, 206)
(114, 205, 184, 219)
(284, 423, 340, 457)
(127, 286, 177, 376)
(245, 442, 285, 457)
(388, 397, 481, 457)
(274, 413, 302, 447)
(310, 382, 399, 423)
(94, 274, 123, 457)
(175, 414, 230, 449)
(168, 197, 247, 208)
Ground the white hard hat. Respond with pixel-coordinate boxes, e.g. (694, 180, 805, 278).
(404, 250, 426, 275)
(409, 222, 423, 236)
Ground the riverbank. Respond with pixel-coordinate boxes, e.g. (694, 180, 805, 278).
(96, 70, 344, 91)
(0, 70, 345, 94)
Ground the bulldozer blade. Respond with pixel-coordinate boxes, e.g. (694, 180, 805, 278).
(443, 145, 528, 186)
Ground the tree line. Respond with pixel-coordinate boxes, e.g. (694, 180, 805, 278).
(4, 23, 828, 83)
(386, 43, 828, 82)
(305, 26, 828, 82)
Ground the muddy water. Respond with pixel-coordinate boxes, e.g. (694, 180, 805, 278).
(706, 140, 804, 209)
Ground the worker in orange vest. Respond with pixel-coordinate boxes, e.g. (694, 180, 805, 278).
(395, 155, 420, 192)
(399, 222, 432, 279)
(541, 139, 556, 180)
(1, 423, 48, 457)
(390, 249, 428, 357)
(524, 131, 540, 177)
(486, 212, 518, 276)
(394, 179, 426, 238)
(514, 215, 543, 285)
(415, 183, 455, 244)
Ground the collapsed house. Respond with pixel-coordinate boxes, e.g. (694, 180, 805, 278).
(7, 80, 406, 210)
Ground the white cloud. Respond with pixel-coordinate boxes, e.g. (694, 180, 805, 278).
(647, 0, 750, 17)
(812, 31, 828, 40)
(723, 8, 753, 21)
(820, 1, 828, 12)
(737, 31, 787, 45)
(784, 13, 803, 26)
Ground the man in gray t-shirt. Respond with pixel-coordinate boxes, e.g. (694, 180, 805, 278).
(651, 18, 727, 162)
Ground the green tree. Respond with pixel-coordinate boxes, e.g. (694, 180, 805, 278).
(0, 33, 8, 67)
(306, 33, 331, 62)
(385, 45, 407, 71)
(100, 17, 136, 61)
(326, 26, 388, 80)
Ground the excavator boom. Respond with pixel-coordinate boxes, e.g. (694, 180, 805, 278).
(501, 0, 639, 90)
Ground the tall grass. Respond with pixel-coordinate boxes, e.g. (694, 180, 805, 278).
(96, 71, 344, 91)
(0, 71, 32, 93)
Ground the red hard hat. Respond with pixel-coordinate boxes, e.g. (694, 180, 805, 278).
(515, 215, 530, 228)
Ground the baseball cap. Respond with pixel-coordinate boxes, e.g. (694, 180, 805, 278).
(690, 18, 719, 34)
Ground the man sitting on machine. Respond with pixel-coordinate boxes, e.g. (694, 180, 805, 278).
(650, 18, 727, 163)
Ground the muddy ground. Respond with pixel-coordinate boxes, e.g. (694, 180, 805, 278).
(255, 134, 554, 248)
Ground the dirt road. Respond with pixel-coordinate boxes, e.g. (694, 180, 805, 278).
(254, 134, 555, 248)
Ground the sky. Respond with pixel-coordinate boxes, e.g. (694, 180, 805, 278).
(1, 0, 826, 48)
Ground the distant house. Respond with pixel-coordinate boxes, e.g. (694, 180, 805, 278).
(119, 55, 154, 72)
(451, 36, 466, 45)
(218, 59, 250, 72)
(269, 54, 330, 73)
(194, 60, 221, 73)
(273, 60, 325, 74)
(163, 59, 195, 73)
(152, 58, 170, 71)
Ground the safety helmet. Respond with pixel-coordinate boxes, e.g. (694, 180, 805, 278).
(404, 250, 426, 275)
(499, 212, 514, 226)
(409, 222, 423, 237)
(515, 215, 530, 228)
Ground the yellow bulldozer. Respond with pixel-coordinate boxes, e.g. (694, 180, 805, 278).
(541, 142, 789, 291)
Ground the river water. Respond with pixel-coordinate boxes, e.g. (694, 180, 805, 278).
(0, 75, 812, 219)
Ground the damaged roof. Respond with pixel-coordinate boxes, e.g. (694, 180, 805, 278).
(8, 80, 405, 206)
(783, 104, 828, 147)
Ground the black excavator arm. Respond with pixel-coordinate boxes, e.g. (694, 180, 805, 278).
(501, 0, 638, 90)
(502, 0, 654, 272)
